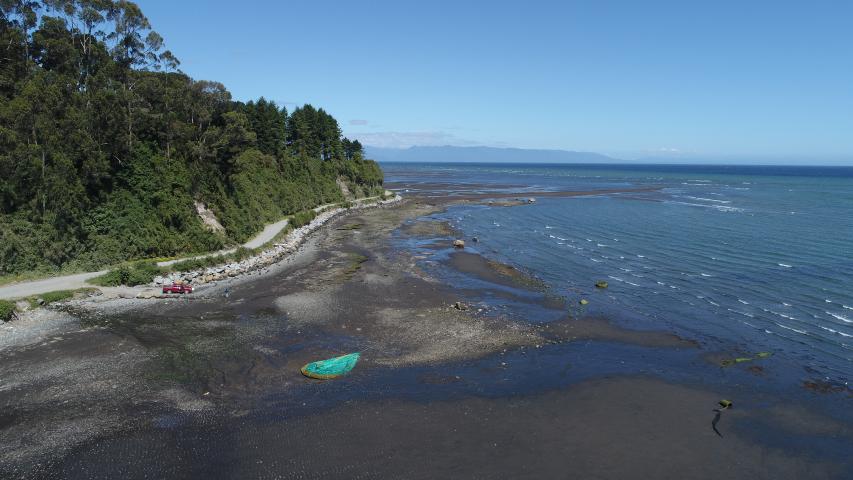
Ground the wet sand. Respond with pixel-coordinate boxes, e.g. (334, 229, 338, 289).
(1, 195, 851, 479)
(55, 377, 846, 479)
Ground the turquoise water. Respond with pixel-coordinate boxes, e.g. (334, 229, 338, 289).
(385, 163, 853, 381)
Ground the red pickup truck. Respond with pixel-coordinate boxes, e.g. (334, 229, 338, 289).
(162, 283, 193, 294)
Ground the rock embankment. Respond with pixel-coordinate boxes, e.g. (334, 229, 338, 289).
(152, 196, 403, 288)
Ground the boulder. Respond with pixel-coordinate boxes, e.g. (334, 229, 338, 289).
(453, 301, 469, 311)
(527, 197, 536, 204)
(595, 281, 608, 289)
(472, 237, 479, 243)
(15, 300, 30, 312)
(453, 239, 465, 249)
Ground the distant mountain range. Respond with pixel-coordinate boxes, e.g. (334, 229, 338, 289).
(365, 146, 620, 164)
(365, 145, 853, 166)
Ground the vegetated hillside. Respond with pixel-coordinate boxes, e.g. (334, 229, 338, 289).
(0, 1, 383, 276)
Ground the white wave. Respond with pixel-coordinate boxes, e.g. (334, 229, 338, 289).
(728, 308, 754, 318)
(843, 305, 852, 310)
(700, 273, 712, 277)
(683, 195, 732, 204)
(608, 276, 624, 282)
(777, 323, 807, 335)
(656, 281, 665, 285)
(590, 258, 602, 263)
(665, 200, 744, 213)
(778, 263, 792, 268)
(625, 281, 640, 287)
(783, 302, 791, 307)
(819, 326, 853, 338)
(713, 205, 745, 212)
(549, 234, 556, 239)
(545, 225, 553, 229)
(738, 299, 749, 305)
(826, 312, 853, 324)
(637, 255, 645, 258)
(708, 300, 720, 306)
(556, 236, 567, 241)
(597, 244, 609, 247)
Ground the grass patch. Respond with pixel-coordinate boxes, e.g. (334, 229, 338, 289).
(37, 290, 75, 304)
(337, 223, 362, 231)
(341, 253, 368, 280)
(25, 288, 96, 308)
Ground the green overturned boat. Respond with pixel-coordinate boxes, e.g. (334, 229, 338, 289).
(301, 352, 361, 379)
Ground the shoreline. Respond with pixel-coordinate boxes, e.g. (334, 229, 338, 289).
(1, 190, 851, 478)
(0, 194, 398, 301)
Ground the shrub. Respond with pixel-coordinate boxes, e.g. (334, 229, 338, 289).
(290, 210, 316, 228)
(232, 247, 253, 262)
(90, 261, 164, 287)
(0, 300, 15, 321)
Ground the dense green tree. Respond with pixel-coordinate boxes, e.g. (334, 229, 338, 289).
(0, 0, 383, 276)
(243, 97, 286, 156)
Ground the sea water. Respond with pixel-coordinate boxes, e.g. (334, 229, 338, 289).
(384, 163, 853, 381)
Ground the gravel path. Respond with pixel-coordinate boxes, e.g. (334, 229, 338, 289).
(0, 271, 107, 301)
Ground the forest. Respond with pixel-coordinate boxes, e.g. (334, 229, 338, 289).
(0, 1, 384, 276)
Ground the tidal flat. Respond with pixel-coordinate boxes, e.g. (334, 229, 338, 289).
(0, 192, 851, 479)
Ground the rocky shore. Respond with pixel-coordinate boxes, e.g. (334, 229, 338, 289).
(155, 195, 402, 289)
(1, 190, 850, 479)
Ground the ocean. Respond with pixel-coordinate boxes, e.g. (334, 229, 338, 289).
(384, 162, 853, 382)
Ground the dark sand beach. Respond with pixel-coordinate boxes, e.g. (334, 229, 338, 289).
(1, 192, 851, 479)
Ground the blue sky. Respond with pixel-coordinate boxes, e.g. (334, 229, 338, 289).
(141, 1, 853, 163)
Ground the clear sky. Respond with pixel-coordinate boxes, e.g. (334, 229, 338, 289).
(141, 0, 853, 163)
